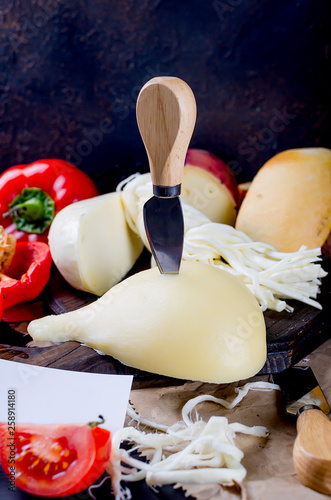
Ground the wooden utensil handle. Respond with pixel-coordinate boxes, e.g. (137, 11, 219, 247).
(136, 76, 196, 188)
(293, 408, 331, 494)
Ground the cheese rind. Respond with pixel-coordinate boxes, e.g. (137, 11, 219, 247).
(28, 261, 267, 384)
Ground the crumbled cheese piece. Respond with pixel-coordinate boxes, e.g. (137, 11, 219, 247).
(0, 225, 16, 273)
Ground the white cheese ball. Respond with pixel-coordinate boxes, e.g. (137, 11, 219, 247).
(48, 192, 144, 295)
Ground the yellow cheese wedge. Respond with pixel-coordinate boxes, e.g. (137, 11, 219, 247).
(28, 261, 267, 384)
(235, 148, 331, 252)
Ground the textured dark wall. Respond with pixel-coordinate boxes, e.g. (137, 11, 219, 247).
(0, 0, 330, 192)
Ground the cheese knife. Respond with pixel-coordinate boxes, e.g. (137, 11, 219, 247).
(136, 76, 196, 274)
(273, 365, 331, 494)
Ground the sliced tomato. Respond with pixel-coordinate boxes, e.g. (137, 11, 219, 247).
(0, 421, 111, 497)
(61, 423, 112, 496)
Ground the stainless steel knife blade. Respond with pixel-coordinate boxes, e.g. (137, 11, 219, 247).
(136, 76, 196, 274)
(143, 194, 184, 274)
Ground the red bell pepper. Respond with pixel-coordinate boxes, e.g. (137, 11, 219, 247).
(0, 241, 52, 311)
(0, 159, 98, 243)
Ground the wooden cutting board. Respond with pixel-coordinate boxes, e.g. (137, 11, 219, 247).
(42, 251, 331, 377)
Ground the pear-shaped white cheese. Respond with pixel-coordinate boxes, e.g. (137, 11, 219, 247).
(28, 261, 266, 383)
(48, 192, 144, 295)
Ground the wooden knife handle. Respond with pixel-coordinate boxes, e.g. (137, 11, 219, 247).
(293, 407, 331, 494)
(136, 76, 196, 188)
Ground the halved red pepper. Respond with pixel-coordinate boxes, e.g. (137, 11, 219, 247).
(0, 159, 98, 243)
(0, 241, 52, 311)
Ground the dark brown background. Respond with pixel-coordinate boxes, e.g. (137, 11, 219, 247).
(0, 0, 330, 192)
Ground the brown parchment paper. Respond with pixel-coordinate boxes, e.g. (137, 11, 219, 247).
(127, 338, 331, 500)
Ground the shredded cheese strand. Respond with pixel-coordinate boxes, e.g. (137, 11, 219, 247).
(127, 402, 169, 432)
(181, 381, 280, 426)
(110, 382, 278, 500)
(117, 173, 327, 312)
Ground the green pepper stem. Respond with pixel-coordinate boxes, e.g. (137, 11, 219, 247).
(2, 187, 55, 234)
(3, 198, 45, 221)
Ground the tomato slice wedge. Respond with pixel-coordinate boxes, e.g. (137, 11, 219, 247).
(61, 424, 112, 496)
(0, 422, 111, 497)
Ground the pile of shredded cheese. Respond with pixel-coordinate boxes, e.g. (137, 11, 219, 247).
(107, 381, 280, 500)
(117, 173, 327, 312)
